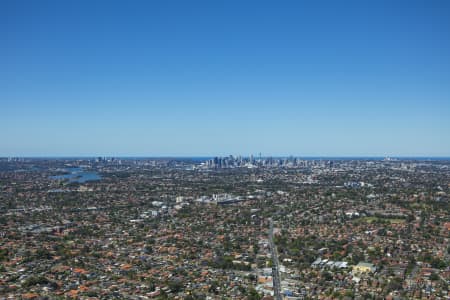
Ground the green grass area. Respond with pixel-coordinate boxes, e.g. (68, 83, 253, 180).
(410, 203, 429, 209)
(355, 217, 406, 224)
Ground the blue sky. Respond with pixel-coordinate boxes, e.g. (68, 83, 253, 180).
(1, 0, 450, 157)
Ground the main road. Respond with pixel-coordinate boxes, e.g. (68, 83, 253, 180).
(268, 218, 282, 300)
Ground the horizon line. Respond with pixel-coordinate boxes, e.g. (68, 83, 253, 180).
(2, 155, 450, 159)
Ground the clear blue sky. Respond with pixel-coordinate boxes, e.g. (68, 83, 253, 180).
(2, 0, 450, 157)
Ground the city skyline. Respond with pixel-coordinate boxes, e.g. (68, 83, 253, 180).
(2, 0, 450, 156)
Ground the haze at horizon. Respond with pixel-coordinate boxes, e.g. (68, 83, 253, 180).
(2, 0, 450, 157)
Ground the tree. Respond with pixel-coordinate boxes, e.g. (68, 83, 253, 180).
(22, 276, 49, 288)
(431, 258, 447, 269)
(168, 279, 184, 293)
(0, 248, 9, 261)
(429, 272, 439, 281)
(247, 287, 261, 300)
(386, 277, 403, 293)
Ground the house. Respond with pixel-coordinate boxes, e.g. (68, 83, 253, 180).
(353, 262, 376, 273)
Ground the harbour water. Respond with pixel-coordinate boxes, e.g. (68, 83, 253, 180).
(50, 167, 101, 183)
